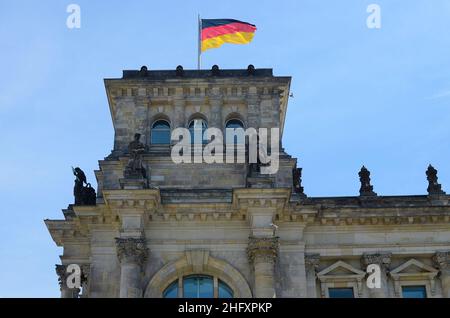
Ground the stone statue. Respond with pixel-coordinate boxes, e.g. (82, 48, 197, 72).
(124, 133, 148, 179)
(73, 167, 86, 205)
(176, 65, 184, 77)
(359, 166, 377, 196)
(139, 65, 148, 77)
(72, 167, 96, 205)
(293, 167, 305, 196)
(426, 164, 446, 195)
(247, 64, 255, 76)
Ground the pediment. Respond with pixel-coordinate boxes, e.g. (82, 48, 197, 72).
(390, 259, 439, 296)
(317, 260, 365, 278)
(390, 259, 438, 275)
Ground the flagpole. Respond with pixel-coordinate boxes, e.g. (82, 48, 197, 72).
(197, 14, 201, 70)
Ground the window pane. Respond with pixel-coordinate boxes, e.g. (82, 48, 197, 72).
(163, 280, 178, 298)
(152, 130, 171, 144)
(198, 276, 214, 298)
(183, 277, 198, 298)
(151, 120, 170, 144)
(226, 119, 244, 129)
(152, 121, 170, 129)
(225, 128, 245, 145)
(225, 119, 244, 145)
(328, 288, 354, 298)
(218, 280, 234, 298)
(189, 119, 208, 144)
(189, 119, 207, 129)
(183, 275, 213, 298)
(402, 286, 427, 298)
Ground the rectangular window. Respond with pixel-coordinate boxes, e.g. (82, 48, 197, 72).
(328, 287, 355, 298)
(402, 286, 427, 298)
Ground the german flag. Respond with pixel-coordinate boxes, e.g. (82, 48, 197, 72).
(201, 19, 257, 52)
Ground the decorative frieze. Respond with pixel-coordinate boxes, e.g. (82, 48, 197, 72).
(313, 214, 449, 226)
(112, 84, 280, 99)
(247, 236, 279, 264)
(115, 237, 148, 266)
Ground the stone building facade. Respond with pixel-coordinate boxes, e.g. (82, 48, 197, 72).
(45, 66, 450, 298)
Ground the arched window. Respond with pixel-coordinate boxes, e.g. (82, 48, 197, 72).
(225, 119, 245, 145)
(162, 280, 178, 298)
(183, 275, 213, 298)
(188, 118, 208, 144)
(218, 279, 234, 298)
(151, 120, 171, 144)
(163, 275, 234, 298)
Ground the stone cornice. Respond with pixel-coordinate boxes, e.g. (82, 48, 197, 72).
(72, 205, 102, 217)
(45, 219, 90, 246)
(314, 213, 449, 226)
(232, 188, 291, 211)
(296, 194, 450, 209)
(47, 203, 450, 232)
(103, 189, 161, 210)
(288, 202, 450, 226)
(105, 73, 291, 133)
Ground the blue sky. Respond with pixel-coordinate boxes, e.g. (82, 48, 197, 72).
(0, 0, 449, 297)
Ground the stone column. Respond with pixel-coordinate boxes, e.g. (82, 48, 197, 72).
(247, 236, 279, 298)
(305, 253, 320, 298)
(55, 265, 80, 298)
(433, 251, 450, 298)
(116, 237, 148, 298)
(361, 252, 392, 298)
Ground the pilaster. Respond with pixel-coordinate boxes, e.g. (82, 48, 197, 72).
(433, 251, 450, 298)
(305, 253, 320, 298)
(247, 236, 279, 298)
(115, 237, 148, 298)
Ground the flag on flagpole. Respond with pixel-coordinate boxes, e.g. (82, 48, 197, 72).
(200, 19, 257, 52)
